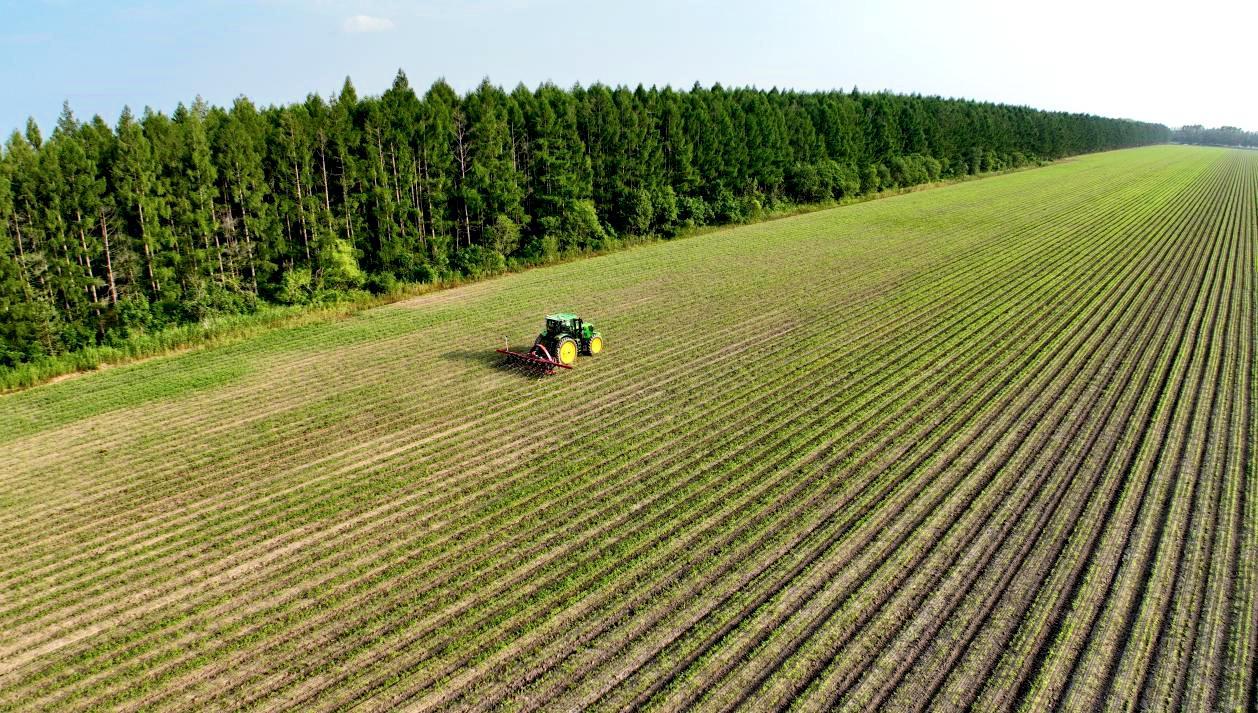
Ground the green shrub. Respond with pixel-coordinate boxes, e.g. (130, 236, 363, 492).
(651, 185, 679, 234)
(321, 238, 364, 290)
(861, 164, 881, 193)
(787, 162, 826, 203)
(452, 245, 507, 279)
(713, 188, 743, 223)
(678, 195, 710, 228)
(277, 267, 314, 305)
(542, 199, 608, 252)
(875, 163, 893, 190)
(622, 188, 654, 236)
(485, 214, 522, 256)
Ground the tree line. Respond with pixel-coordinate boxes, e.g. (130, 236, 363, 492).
(0, 72, 1169, 367)
(1172, 125, 1258, 148)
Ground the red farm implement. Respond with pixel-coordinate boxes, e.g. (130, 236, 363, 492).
(496, 342, 574, 375)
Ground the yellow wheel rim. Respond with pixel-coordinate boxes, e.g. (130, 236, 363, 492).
(558, 340, 578, 365)
(589, 336, 603, 354)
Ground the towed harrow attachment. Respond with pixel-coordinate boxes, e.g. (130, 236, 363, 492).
(496, 341, 573, 376)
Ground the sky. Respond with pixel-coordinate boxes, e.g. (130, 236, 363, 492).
(1, 0, 1255, 137)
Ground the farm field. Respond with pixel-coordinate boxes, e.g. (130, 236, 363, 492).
(0, 144, 1254, 710)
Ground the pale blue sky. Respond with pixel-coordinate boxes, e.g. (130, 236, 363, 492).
(2, 0, 1254, 137)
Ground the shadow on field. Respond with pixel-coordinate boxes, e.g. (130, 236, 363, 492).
(441, 349, 552, 380)
(441, 349, 506, 367)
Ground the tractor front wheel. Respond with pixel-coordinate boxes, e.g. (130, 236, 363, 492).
(586, 335, 604, 355)
(556, 338, 578, 365)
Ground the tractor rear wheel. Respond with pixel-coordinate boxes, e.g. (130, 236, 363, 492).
(556, 338, 578, 365)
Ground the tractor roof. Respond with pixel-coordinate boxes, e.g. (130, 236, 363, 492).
(546, 313, 580, 321)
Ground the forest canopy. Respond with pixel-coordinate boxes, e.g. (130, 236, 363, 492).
(1172, 125, 1258, 148)
(0, 73, 1169, 367)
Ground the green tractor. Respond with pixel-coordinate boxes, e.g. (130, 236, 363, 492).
(497, 313, 604, 374)
(533, 313, 604, 366)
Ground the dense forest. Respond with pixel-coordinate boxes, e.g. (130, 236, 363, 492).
(0, 73, 1169, 367)
(1172, 125, 1258, 148)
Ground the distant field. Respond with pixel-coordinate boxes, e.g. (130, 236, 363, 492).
(0, 145, 1253, 711)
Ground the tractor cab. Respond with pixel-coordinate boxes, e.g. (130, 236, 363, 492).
(545, 313, 580, 338)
